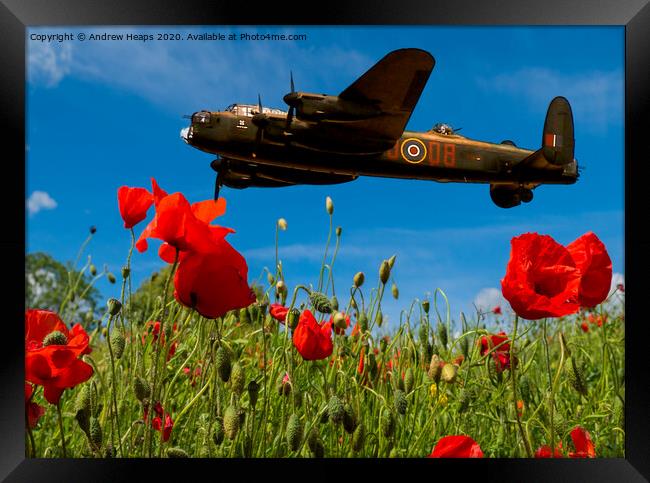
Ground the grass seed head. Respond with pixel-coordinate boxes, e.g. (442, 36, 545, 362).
(404, 368, 415, 394)
(394, 390, 407, 415)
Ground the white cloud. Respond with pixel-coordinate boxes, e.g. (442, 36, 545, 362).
(26, 191, 57, 215)
(477, 68, 623, 133)
(473, 287, 510, 314)
(28, 41, 72, 87)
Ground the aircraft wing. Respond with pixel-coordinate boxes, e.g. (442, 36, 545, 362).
(336, 48, 435, 145)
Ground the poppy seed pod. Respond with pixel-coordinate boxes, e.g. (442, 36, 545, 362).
(223, 405, 240, 440)
(328, 396, 345, 424)
(330, 296, 339, 312)
(215, 346, 232, 382)
(380, 410, 395, 438)
(308, 427, 324, 457)
(134, 376, 151, 402)
(422, 300, 430, 314)
(375, 310, 384, 328)
(286, 308, 300, 330)
(110, 328, 125, 359)
(277, 218, 288, 230)
(247, 380, 259, 409)
(441, 363, 458, 384)
(121, 266, 130, 279)
(231, 363, 245, 396)
(352, 423, 366, 452)
(107, 273, 116, 284)
(394, 390, 407, 415)
(89, 225, 97, 234)
(89, 264, 97, 276)
(343, 403, 358, 434)
(167, 447, 189, 458)
(326, 196, 334, 215)
(379, 260, 391, 285)
(212, 417, 225, 446)
(286, 414, 303, 451)
(404, 368, 415, 394)
(353, 272, 365, 288)
(336, 226, 342, 237)
(310, 292, 332, 314)
(107, 298, 122, 316)
(89, 417, 102, 449)
(43, 330, 67, 347)
(391, 283, 399, 300)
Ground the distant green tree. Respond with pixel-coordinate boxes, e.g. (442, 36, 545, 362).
(25, 252, 101, 325)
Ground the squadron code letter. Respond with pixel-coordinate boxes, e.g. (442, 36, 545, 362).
(186, 33, 226, 41)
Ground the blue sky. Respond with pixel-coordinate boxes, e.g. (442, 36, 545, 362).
(26, 26, 624, 331)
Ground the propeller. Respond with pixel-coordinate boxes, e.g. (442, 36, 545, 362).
(211, 158, 226, 201)
(251, 93, 267, 145)
(284, 71, 298, 129)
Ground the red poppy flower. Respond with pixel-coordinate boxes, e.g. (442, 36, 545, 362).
(453, 355, 465, 366)
(428, 435, 484, 458)
(292, 310, 333, 361)
(350, 322, 361, 338)
(25, 383, 45, 429)
(566, 232, 612, 308)
(270, 303, 289, 323)
(580, 321, 590, 333)
(25, 310, 93, 404)
(358, 347, 365, 375)
(501, 233, 581, 320)
(173, 240, 256, 319)
(479, 332, 511, 372)
(147, 402, 174, 442)
(535, 442, 563, 458)
(142, 321, 178, 361)
(117, 186, 154, 229)
(568, 427, 596, 458)
(617, 283, 624, 293)
(492, 305, 502, 315)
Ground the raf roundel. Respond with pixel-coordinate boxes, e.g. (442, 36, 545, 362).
(400, 138, 427, 164)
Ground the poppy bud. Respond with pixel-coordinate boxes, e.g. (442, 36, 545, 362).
(239, 307, 251, 325)
(247, 380, 259, 409)
(368, 352, 378, 379)
(310, 292, 332, 314)
(352, 422, 366, 452)
(121, 266, 130, 279)
(212, 417, 225, 446)
(110, 328, 125, 359)
(379, 260, 390, 285)
(353, 272, 365, 288)
(336, 226, 342, 237)
(134, 376, 151, 402)
(75, 385, 91, 434)
(375, 310, 384, 328)
(286, 414, 303, 451)
(388, 254, 397, 269)
(404, 368, 415, 394)
(267, 272, 275, 285)
(320, 410, 329, 425)
(231, 363, 245, 396)
(107, 273, 116, 284)
(85, 311, 94, 323)
(359, 312, 368, 332)
(391, 283, 399, 300)
(333, 311, 347, 330)
(343, 403, 358, 434)
(380, 410, 395, 438)
(286, 308, 300, 330)
(441, 364, 458, 384)
(326, 196, 334, 215)
(567, 357, 588, 396)
(167, 447, 189, 458)
(89, 225, 97, 234)
(215, 346, 232, 383)
(43, 330, 67, 347)
(437, 323, 448, 349)
(89, 417, 102, 450)
(277, 218, 288, 230)
(237, 407, 246, 428)
(422, 300, 430, 314)
(328, 396, 345, 424)
(89, 264, 97, 276)
(428, 354, 442, 383)
(396, 375, 405, 392)
(276, 280, 287, 300)
(223, 405, 240, 440)
(308, 427, 324, 457)
(394, 390, 407, 415)
(330, 295, 339, 312)
(277, 373, 292, 396)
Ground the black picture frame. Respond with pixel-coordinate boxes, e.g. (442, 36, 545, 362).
(4, 1, 649, 481)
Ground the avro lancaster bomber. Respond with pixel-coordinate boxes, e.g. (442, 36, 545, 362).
(180, 48, 578, 208)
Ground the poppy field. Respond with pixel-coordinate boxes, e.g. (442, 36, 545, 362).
(24, 179, 625, 458)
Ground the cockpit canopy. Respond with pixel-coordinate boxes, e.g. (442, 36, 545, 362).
(224, 103, 287, 117)
(192, 111, 211, 124)
(430, 123, 455, 135)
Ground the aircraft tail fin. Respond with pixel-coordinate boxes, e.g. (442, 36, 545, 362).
(541, 96, 574, 166)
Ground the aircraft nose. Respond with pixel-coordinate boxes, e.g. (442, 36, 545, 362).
(180, 127, 190, 143)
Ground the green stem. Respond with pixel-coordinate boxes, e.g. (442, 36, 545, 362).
(317, 213, 333, 292)
(510, 315, 533, 457)
(56, 401, 67, 458)
(106, 314, 124, 457)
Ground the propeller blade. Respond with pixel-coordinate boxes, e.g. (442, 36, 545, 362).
(214, 170, 224, 201)
(286, 106, 294, 130)
(258, 93, 263, 114)
(290, 70, 295, 93)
